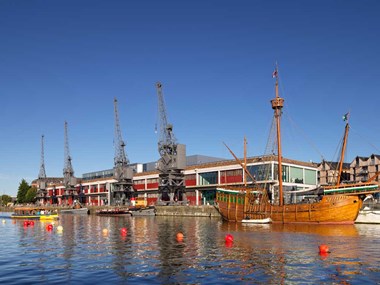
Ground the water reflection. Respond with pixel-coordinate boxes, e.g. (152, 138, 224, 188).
(2, 213, 380, 284)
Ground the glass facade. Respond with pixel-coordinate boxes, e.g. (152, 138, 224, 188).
(289, 166, 303, 183)
(247, 164, 272, 181)
(304, 169, 317, 184)
(199, 172, 218, 185)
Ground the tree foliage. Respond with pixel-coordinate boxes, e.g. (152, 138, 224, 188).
(1, 194, 12, 206)
(25, 187, 37, 203)
(17, 179, 30, 204)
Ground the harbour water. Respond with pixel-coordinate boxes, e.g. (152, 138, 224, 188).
(1, 213, 380, 284)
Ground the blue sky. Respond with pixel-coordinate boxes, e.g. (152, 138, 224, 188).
(1, 0, 380, 196)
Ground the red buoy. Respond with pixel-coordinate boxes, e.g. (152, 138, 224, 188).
(46, 224, 53, 231)
(23, 221, 29, 227)
(29, 221, 35, 226)
(319, 244, 330, 254)
(176, 232, 184, 242)
(225, 234, 234, 243)
(120, 228, 127, 235)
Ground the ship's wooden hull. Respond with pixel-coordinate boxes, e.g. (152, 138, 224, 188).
(216, 190, 362, 224)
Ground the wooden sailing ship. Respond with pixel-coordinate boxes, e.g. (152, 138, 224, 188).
(216, 67, 362, 224)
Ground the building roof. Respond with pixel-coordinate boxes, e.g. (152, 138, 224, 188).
(134, 154, 316, 177)
(318, 160, 350, 170)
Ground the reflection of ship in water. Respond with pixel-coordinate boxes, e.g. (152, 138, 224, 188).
(270, 223, 359, 237)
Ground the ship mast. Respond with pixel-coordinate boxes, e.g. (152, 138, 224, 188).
(244, 136, 247, 186)
(336, 115, 350, 185)
(271, 66, 284, 206)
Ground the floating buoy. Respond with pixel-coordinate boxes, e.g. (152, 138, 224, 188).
(2, 219, 5, 224)
(102, 228, 109, 235)
(46, 224, 53, 231)
(57, 225, 63, 232)
(120, 228, 127, 235)
(23, 221, 30, 227)
(176, 232, 184, 241)
(319, 244, 330, 254)
(29, 221, 34, 226)
(225, 234, 234, 243)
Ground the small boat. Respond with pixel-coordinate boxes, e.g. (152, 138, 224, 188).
(356, 195, 380, 224)
(60, 207, 90, 215)
(242, 217, 272, 224)
(95, 208, 130, 216)
(11, 207, 59, 220)
(128, 206, 156, 216)
(60, 203, 89, 215)
(356, 208, 380, 224)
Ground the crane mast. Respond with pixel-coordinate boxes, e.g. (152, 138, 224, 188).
(63, 121, 77, 205)
(112, 98, 134, 206)
(157, 82, 176, 155)
(156, 82, 186, 205)
(39, 135, 47, 179)
(36, 134, 47, 205)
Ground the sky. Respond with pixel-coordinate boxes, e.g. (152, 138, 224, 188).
(1, 0, 380, 196)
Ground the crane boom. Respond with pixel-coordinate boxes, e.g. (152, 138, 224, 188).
(114, 98, 129, 167)
(156, 82, 176, 154)
(38, 135, 46, 179)
(63, 121, 74, 179)
(36, 134, 47, 204)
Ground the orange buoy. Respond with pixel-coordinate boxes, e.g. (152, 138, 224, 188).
(102, 228, 109, 235)
(319, 244, 330, 254)
(120, 228, 127, 235)
(176, 232, 184, 241)
(225, 234, 234, 243)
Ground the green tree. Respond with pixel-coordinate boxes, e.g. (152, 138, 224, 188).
(1, 194, 12, 206)
(17, 179, 30, 204)
(25, 187, 37, 203)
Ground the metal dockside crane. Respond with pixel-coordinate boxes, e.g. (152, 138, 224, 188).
(156, 82, 186, 205)
(111, 98, 134, 206)
(36, 135, 47, 204)
(63, 121, 77, 205)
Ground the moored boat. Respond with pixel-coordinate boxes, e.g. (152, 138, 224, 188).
(60, 202, 89, 215)
(61, 207, 90, 215)
(356, 208, 380, 224)
(217, 187, 362, 224)
(11, 207, 59, 220)
(128, 206, 156, 216)
(216, 66, 363, 224)
(355, 195, 380, 224)
(242, 217, 272, 224)
(96, 208, 130, 216)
